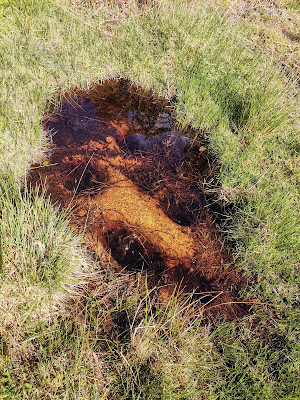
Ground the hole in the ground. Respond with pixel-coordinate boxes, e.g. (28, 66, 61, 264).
(29, 77, 249, 321)
(104, 223, 165, 274)
(64, 163, 109, 195)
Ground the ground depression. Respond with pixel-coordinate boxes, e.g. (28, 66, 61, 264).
(30, 78, 247, 320)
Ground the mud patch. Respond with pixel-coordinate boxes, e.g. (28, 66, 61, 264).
(30, 78, 248, 320)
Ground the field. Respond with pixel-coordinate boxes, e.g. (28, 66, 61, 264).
(0, 0, 299, 399)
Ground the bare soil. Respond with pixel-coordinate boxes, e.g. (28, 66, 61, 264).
(30, 78, 249, 320)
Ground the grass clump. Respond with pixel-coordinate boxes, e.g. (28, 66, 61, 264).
(0, 173, 90, 292)
(0, 172, 96, 399)
(0, 0, 299, 398)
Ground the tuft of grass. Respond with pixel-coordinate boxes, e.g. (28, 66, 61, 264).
(0, 172, 91, 293)
(0, 171, 96, 396)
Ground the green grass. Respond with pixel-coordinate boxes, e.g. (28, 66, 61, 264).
(216, 0, 300, 77)
(0, 0, 299, 398)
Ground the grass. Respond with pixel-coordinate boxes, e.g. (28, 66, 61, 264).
(219, 0, 300, 79)
(0, 0, 299, 398)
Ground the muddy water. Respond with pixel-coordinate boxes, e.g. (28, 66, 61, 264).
(30, 78, 247, 320)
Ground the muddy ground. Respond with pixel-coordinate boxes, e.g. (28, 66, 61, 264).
(30, 78, 249, 320)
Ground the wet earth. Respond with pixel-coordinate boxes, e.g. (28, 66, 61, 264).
(30, 78, 248, 320)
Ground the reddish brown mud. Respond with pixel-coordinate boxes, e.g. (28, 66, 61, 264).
(30, 78, 248, 320)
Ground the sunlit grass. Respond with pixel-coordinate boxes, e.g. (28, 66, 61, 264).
(0, 0, 299, 398)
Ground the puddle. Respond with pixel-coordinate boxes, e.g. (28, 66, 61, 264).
(30, 78, 248, 320)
